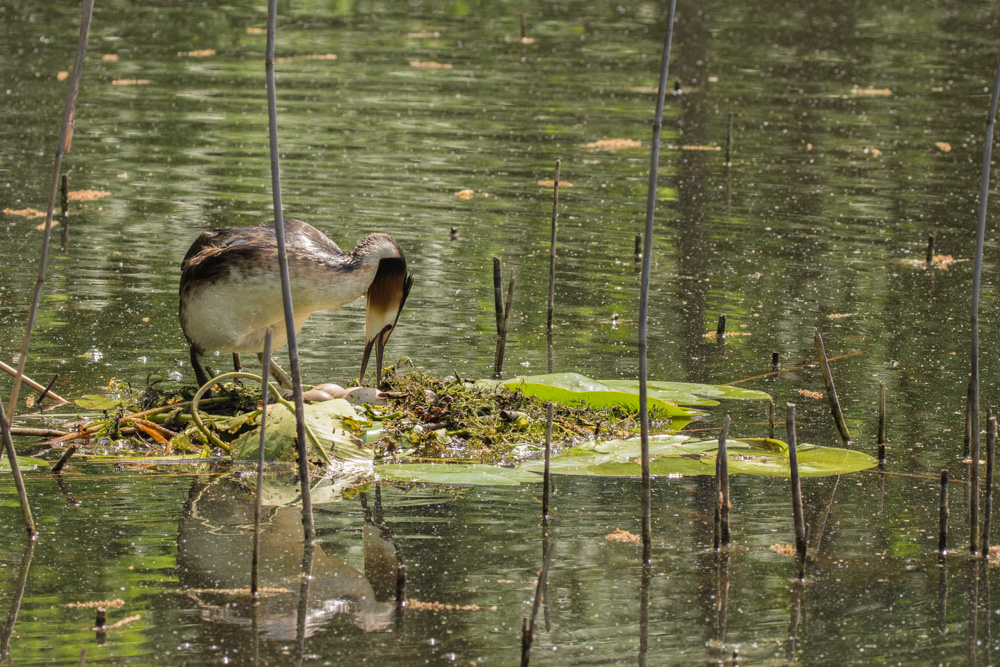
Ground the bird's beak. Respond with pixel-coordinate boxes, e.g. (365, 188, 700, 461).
(360, 324, 392, 386)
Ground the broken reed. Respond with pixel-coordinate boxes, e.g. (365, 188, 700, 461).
(714, 415, 731, 550)
(266, 0, 313, 541)
(926, 233, 935, 267)
(786, 403, 807, 580)
(814, 328, 851, 444)
(637, 0, 679, 566)
(493, 260, 515, 378)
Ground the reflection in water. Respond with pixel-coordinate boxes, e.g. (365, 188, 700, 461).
(786, 578, 805, 662)
(176, 478, 400, 642)
(969, 560, 979, 667)
(0, 539, 34, 663)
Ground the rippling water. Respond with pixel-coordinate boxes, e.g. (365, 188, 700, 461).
(3, 0, 1000, 663)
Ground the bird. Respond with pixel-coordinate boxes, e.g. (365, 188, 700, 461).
(179, 218, 412, 390)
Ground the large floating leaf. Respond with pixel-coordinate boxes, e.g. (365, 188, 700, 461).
(75, 394, 129, 410)
(517, 436, 876, 479)
(376, 462, 541, 486)
(488, 373, 694, 418)
(603, 380, 772, 407)
(230, 399, 373, 462)
(0, 455, 49, 471)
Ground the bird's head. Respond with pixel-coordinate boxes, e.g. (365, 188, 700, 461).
(360, 256, 413, 386)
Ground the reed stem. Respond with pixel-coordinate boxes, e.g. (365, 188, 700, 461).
(940, 468, 949, 555)
(266, 0, 313, 542)
(547, 160, 560, 338)
(969, 54, 1000, 469)
(638, 0, 678, 566)
(983, 416, 997, 558)
(493, 256, 504, 334)
(251, 328, 273, 596)
(877, 381, 886, 467)
(7, 0, 94, 423)
(786, 403, 807, 581)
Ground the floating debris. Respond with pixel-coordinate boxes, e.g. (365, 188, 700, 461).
(935, 141, 952, 153)
(410, 61, 452, 69)
(537, 180, 572, 188)
(770, 543, 796, 557)
(605, 528, 641, 544)
(57, 71, 69, 81)
(276, 54, 338, 63)
(102, 54, 119, 62)
(4, 207, 46, 219)
(456, 189, 474, 199)
(407, 600, 495, 612)
(178, 49, 216, 57)
(585, 138, 642, 150)
(68, 189, 111, 201)
(111, 79, 152, 86)
(64, 599, 126, 609)
(798, 389, 823, 400)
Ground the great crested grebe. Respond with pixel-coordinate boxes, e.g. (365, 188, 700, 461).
(179, 219, 412, 388)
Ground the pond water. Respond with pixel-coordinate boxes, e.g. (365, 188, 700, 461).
(2, 0, 1000, 663)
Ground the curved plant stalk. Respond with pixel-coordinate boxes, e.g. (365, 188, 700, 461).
(638, 0, 678, 564)
(189, 371, 331, 464)
(266, 0, 314, 543)
(7, 0, 94, 423)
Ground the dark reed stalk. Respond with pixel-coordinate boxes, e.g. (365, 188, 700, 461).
(966, 376, 974, 460)
(725, 112, 734, 168)
(940, 468, 949, 555)
(251, 328, 273, 596)
(60, 173, 69, 219)
(547, 160, 560, 339)
(493, 256, 504, 334)
(542, 402, 553, 520)
(877, 381, 886, 468)
(720, 415, 731, 547)
(771, 352, 780, 371)
(637, 0, 678, 565)
(294, 539, 315, 664)
(972, 421, 981, 555)
(520, 12, 527, 42)
(969, 54, 1000, 467)
(396, 563, 407, 610)
(79, 647, 86, 667)
(521, 534, 556, 667)
(95, 608, 106, 629)
(716, 314, 726, 340)
(786, 403, 807, 581)
(266, 0, 313, 541)
(494, 269, 515, 377)
(634, 233, 642, 262)
(768, 399, 775, 440)
(983, 416, 997, 558)
(7, 0, 94, 422)
(0, 361, 68, 404)
(0, 398, 34, 535)
(813, 328, 851, 444)
(52, 444, 76, 474)
(36, 374, 58, 404)
(926, 233, 935, 267)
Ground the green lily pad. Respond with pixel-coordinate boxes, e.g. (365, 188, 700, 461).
(603, 380, 772, 407)
(517, 436, 876, 479)
(488, 373, 694, 418)
(75, 394, 129, 410)
(376, 463, 542, 486)
(230, 399, 374, 462)
(0, 455, 49, 471)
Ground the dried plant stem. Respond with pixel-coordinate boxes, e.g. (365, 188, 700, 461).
(494, 269, 515, 377)
(266, 0, 313, 542)
(7, 0, 94, 422)
(813, 329, 851, 444)
(0, 361, 67, 405)
(638, 0, 678, 565)
(725, 112, 734, 167)
(787, 403, 807, 581)
(493, 256, 504, 334)
(969, 54, 1000, 465)
(714, 415, 732, 549)
(768, 399, 775, 440)
(0, 398, 34, 535)
(926, 233, 936, 267)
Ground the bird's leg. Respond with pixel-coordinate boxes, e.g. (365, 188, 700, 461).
(190, 347, 212, 388)
(233, 353, 242, 372)
(257, 353, 293, 389)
